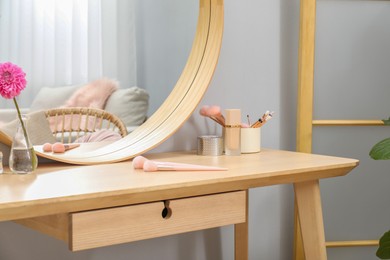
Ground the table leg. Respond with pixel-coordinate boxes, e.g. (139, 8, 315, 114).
(294, 180, 327, 260)
(235, 190, 248, 260)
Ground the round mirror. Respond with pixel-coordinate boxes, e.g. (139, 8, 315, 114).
(2, 0, 224, 164)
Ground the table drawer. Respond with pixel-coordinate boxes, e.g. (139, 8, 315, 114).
(70, 190, 246, 251)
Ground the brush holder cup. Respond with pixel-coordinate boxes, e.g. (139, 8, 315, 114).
(240, 128, 261, 154)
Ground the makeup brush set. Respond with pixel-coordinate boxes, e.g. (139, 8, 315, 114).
(199, 105, 274, 129)
(199, 105, 274, 155)
(132, 105, 274, 172)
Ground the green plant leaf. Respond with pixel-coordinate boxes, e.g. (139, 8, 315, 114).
(383, 118, 390, 126)
(370, 138, 390, 160)
(377, 231, 390, 259)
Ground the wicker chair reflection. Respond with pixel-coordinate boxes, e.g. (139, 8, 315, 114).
(45, 107, 128, 143)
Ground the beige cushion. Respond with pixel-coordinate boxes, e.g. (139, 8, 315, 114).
(30, 84, 149, 127)
(0, 111, 57, 166)
(104, 87, 149, 127)
(0, 111, 56, 145)
(0, 142, 11, 166)
(30, 85, 81, 111)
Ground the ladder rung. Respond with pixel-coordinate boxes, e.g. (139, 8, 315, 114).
(326, 240, 379, 248)
(313, 120, 385, 126)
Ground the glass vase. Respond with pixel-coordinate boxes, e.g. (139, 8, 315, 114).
(9, 115, 38, 174)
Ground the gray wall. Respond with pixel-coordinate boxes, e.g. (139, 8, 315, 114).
(135, 0, 198, 116)
(313, 1, 390, 259)
(1, 0, 389, 259)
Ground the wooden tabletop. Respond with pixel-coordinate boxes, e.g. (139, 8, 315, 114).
(0, 149, 358, 221)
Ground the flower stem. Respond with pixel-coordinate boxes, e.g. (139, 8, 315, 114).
(13, 97, 37, 170)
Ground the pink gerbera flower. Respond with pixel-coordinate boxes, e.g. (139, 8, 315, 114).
(0, 62, 37, 172)
(0, 62, 27, 99)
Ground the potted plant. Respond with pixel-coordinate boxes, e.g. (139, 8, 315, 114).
(370, 125, 390, 259)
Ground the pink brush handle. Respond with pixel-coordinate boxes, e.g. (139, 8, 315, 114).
(154, 162, 227, 171)
(142, 160, 227, 172)
(64, 144, 80, 151)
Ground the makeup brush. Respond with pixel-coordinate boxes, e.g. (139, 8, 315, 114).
(199, 105, 223, 126)
(51, 142, 80, 153)
(199, 105, 210, 117)
(132, 155, 149, 169)
(251, 111, 274, 128)
(199, 105, 225, 126)
(207, 105, 225, 126)
(43, 143, 53, 152)
(132, 156, 227, 172)
(133, 155, 188, 169)
(133, 155, 225, 169)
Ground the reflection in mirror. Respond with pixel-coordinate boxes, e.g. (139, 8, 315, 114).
(0, 0, 223, 164)
(0, 0, 198, 131)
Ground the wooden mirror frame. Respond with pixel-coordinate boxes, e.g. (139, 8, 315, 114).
(32, 0, 224, 164)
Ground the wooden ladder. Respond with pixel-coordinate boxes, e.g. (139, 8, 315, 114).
(293, 0, 382, 258)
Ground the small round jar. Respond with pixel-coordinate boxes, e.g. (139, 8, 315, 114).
(197, 135, 223, 156)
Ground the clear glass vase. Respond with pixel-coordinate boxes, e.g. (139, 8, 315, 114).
(9, 115, 38, 174)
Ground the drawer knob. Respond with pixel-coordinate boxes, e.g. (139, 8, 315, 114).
(161, 200, 172, 219)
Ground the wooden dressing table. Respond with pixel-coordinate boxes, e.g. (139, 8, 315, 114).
(0, 149, 358, 260)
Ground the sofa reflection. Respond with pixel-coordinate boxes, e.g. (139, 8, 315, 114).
(0, 78, 149, 164)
